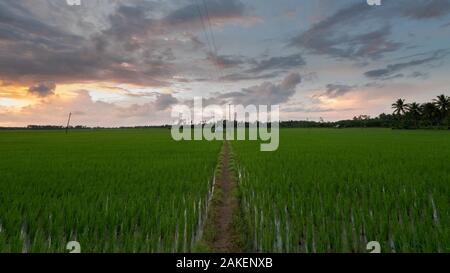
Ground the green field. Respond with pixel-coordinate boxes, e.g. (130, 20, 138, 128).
(232, 129, 450, 253)
(0, 129, 221, 252)
(0, 128, 449, 253)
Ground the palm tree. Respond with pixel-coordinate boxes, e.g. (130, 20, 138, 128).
(433, 94, 450, 113)
(433, 94, 450, 125)
(392, 99, 406, 116)
(407, 102, 421, 114)
(406, 102, 422, 128)
(421, 102, 439, 126)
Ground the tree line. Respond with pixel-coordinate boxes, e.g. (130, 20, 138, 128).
(1, 95, 449, 130)
(281, 94, 450, 129)
(390, 94, 450, 129)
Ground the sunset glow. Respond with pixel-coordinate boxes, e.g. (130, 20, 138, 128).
(1, 0, 450, 126)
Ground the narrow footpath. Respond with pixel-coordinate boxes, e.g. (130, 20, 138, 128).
(209, 142, 242, 253)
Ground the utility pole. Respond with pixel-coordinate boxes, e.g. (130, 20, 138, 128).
(65, 112, 72, 134)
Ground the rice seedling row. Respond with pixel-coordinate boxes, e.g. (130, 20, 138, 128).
(232, 129, 450, 253)
(0, 129, 221, 252)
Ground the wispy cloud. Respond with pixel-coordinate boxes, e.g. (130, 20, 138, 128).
(289, 0, 450, 60)
(364, 49, 450, 79)
(212, 72, 301, 105)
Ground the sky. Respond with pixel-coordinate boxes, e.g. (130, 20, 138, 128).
(0, 0, 450, 127)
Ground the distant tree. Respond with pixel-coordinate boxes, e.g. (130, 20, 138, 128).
(392, 99, 407, 128)
(392, 99, 407, 116)
(446, 111, 450, 128)
(277, 94, 449, 130)
(433, 94, 450, 125)
(421, 102, 439, 127)
(406, 102, 422, 128)
(433, 94, 450, 113)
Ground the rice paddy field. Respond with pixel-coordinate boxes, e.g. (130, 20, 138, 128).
(0, 128, 449, 253)
(0, 129, 221, 252)
(232, 129, 450, 253)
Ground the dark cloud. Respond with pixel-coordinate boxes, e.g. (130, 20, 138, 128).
(206, 52, 244, 69)
(190, 34, 206, 50)
(164, 0, 247, 27)
(289, 3, 395, 60)
(289, 0, 450, 60)
(214, 72, 301, 105)
(320, 84, 356, 98)
(0, 0, 75, 42)
(408, 71, 428, 79)
(364, 49, 450, 79)
(104, 4, 157, 42)
(402, 0, 450, 19)
(0, 0, 252, 88)
(219, 72, 281, 82)
(219, 53, 306, 82)
(154, 93, 179, 111)
(104, 0, 251, 41)
(290, 12, 401, 59)
(0, 0, 172, 87)
(283, 106, 357, 113)
(28, 82, 56, 97)
(280, 72, 302, 89)
(246, 54, 306, 74)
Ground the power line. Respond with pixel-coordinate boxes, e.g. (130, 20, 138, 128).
(196, 0, 230, 85)
(201, 0, 219, 54)
(195, 0, 214, 58)
(195, 0, 235, 122)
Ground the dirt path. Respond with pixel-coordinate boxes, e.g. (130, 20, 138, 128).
(210, 141, 242, 253)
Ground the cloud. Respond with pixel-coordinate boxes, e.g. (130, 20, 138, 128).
(154, 93, 179, 111)
(289, 0, 450, 60)
(364, 49, 450, 79)
(408, 71, 428, 79)
(164, 0, 250, 27)
(206, 52, 244, 69)
(28, 82, 56, 97)
(219, 72, 281, 82)
(281, 72, 302, 89)
(189, 34, 206, 50)
(283, 106, 357, 113)
(317, 84, 356, 99)
(106, 4, 155, 36)
(0, 90, 178, 127)
(291, 19, 401, 60)
(402, 0, 450, 19)
(0, 0, 255, 89)
(214, 72, 301, 105)
(246, 54, 306, 74)
(289, 3, 397, 60)
(0, 1, 173, 87)
(2, 0, 450, 127)
(219, 53, 306, 81)
(104, 0, 255, 42)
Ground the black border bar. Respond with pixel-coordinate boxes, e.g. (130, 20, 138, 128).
(1, 253, 447, 272)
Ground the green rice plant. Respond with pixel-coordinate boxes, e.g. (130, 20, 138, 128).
(232, 128, 450, 253)
(0, 129, 221, 253)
